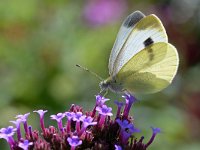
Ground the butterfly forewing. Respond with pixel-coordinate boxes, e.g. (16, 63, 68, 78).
(116, 42, 179, 94)
(108, 11, 145, 75)
(111, 14, 168, 76)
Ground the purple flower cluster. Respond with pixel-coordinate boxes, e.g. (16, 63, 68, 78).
(0, 94, 160, 150)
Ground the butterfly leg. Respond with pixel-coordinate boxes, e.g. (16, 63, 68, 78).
(99, 89, 104, 95)
(98, 89, 108, 96)
(103, 89, 108, 97)
(122, 89, 131, 95)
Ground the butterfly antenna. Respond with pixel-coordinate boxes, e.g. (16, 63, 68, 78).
(76, 64, 103, 81)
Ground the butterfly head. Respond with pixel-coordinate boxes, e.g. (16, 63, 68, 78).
(99, 77, 124, 93)
(99, 79, 110, 92)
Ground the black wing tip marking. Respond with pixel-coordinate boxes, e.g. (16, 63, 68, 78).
(123, 11, 145, 28)
(143, 37, 154, 47)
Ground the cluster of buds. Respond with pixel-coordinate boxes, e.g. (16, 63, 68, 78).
(0, 94, 160, 150)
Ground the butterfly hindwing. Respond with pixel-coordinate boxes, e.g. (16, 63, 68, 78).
(116, 42, 179, 94)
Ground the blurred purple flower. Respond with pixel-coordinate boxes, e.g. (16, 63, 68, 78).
(78, 116, 97, 136)
(15, 113, 30, 135)
(33, 110, 48, 117)
(72, 112, 85, 122)
(18, 140, 33, 150)
(10, 119, 22, 140)
(123, 94, 136, 119)
(145, 127, 161, 148)
(0, 126, 16, 140)
(96, 104, 113, 128)
(116, 119, 133, 131)
(96, 104, 113, 116)
(0, 126, 16, 148)
(65, 112, 75, 133)
(67, 136, 82, 150)
(82, 116, 97, 128)
(84, 0, 127, 26)
(116, 119, 140, 144)
(96, 95, 109, 106)
(50, 113, 65, 122)
(50, 113, 65, 132)
(114, 100, 125, 118)
(115, 145, 122, 150)
(65, 112, 75, 120)
(92, 95, 109, 117)
(73, 112, 86, 132)
(15, 113, 30, 122)
(33, 109, 48, 133)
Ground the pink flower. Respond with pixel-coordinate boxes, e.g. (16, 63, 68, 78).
(84, 0, 127, 26)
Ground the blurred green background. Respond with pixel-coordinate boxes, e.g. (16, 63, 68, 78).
(0, 0, 200, 149)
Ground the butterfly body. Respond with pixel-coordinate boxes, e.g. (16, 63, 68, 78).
(100, 77, 124, 93)
(99, 11, 179, 95)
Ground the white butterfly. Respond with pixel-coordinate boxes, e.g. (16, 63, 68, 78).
(99, 11, 179, 94)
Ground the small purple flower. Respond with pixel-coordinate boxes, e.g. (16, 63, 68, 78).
(50, 113, 65, 122)
(95, 95, 109, 106)
(50, 113, 65, 132)
(92, 95, 109, 117)
(116, 119, 140, 144)
(10, 119, 22, 140)
(120, 125, 139, 144)
(67, 136, 82, 150)
(96, 105, 113, 127)
(15, 113, 30, 135)
(65, 112, 75, 120)
(96, 105, 113, 116)
(82, 116, 97, 128)
(0, 126, 16, 148)
(73, 112, 86, 132)
(115, 145, 122, 150)
(33, 110, 48, 118)
(114, 100, 124, 108)
(72, 112, 85, 122)
(33, 110, 48, 133)
(145, 127, 161, 148)
(116, 119, 132, 131)
(15, 113, 30, 122)
(0, 126, 16, 140)
(65, 112, 75, 134)
(151, 127, 161, 134)
(18, 140, 33, 150)
(78, 116, 97, 136)
(123, 94, 136, 119)
(114, 100, 125, 118)
(116, 119, 140, 133)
